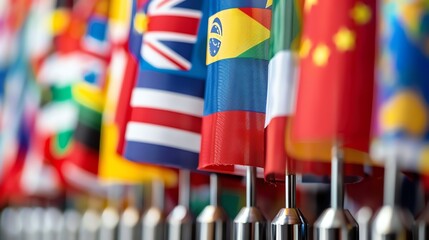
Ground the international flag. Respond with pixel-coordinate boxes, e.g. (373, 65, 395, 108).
(199, 0, 271, 175)
(372, 1, 429, 173)
(98, 0, 177, 186)
(123, 0, 208, 170)
(264, 0, 301, 181)
(287, 0, 376, 165)
(115, 0, 147, 154)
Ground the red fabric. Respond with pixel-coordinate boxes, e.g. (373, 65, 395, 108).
(199, 111, 265, 175)
(115, 53, 138, 154)
(291, 0, 376, 151)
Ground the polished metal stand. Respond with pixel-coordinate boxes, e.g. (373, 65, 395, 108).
(271, 174, 308, 240)
(62, 209, 81, 240)
(371, 157, 413, 240)
(166, 170, 194, 240)
(79, 208, 101, 240)
(100, 185, 123, 240)
(314, 144, 358, 240)
(415, 202, 429, 240)
(233, 166, 266, 240)
(143, 179, 166, 240)
(197, 174, 229, 240)
(119, 185, 143, 240)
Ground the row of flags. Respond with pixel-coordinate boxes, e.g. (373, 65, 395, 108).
(0, 0, 427, 202)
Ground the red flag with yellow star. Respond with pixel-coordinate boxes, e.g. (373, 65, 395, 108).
(287, 0, 376, 164)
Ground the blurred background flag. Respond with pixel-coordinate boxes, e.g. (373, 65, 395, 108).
(287, 0, 376, 166)
(199, 0, 271, 175)
(372, 1, 429, 172)
(123, 0, 208, 170)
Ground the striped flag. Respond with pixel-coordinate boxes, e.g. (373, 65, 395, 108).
(199, 0, 271, 175)
(98, 0, 177, 185)
(264, 0, 301, 181)
(288, 0, 376, 166)
(123, 0, 208, 170)
(372, 1, 429, 173)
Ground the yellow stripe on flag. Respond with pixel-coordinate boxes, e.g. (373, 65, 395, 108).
(98, 123, 177, 186)
(206, 8, 270, 65)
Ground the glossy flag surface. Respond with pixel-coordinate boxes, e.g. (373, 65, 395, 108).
(288, 0, 376, 165)
(372, 1, 429, 172)
(199, 0, 271, 175)
(123, 0, 207, 170)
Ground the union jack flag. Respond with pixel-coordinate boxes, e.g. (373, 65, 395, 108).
(140, 0, 203, 71)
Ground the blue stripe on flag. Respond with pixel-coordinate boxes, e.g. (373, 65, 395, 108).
(209, 0, 268, 14)
(204, 58, 268, 115)
(136, 69, 205, 98)
(124, 141, 199, 169)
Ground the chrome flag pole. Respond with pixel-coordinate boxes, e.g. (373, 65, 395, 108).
(271, 174, 308, 240)
(99, 185, 122, 240)
(371, 155, 413, 239)
(166, 169, 194, 240)
(233, 166, 266, 240)
(143, 179, 166, 240)
(196, 173, 228, 240)
(119, 185, 143, 240)
(314, 143, 358, 240)
(415, 203, 429, 240)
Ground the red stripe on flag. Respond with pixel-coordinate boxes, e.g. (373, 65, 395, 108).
(145, 41, 189, 71)
(199, 111, 265, 174)
(238, 8, 271, 29)
(130, 107, 202, 133)
(148, 15, 200, 36)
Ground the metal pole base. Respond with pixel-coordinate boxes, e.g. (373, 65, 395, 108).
(314, 208, 358, 240)
(416, 203, 429, 240)
(99, 207, 120, 240)
(142, 206, 165, 240)
(62, 210, 81, 240)
(233, 206, 267, 240)
(166, 205, 194, 240)
(371, 205, 413, 240)
(196, 205, 228, 240)
(119, 206, 141, 240)
(271, 208, 308, 240)
(79, 209, 101, 240)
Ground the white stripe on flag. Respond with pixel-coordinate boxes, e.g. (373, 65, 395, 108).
(126, 122, 201, 153)
(131, 88, 203, 117)
(265, 51, 298, 127)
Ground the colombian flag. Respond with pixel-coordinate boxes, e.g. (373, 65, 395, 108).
(199, 0, 271, 175)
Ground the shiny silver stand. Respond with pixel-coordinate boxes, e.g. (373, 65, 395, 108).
(356, 207, 372, 240)
(196, 174, 229, 240)
(42, 207, 62, 240)
(119, 185, 143, 240)
(233, 166, 267, 240)
(314, 144, 358, 240)
(143, 179, 166, 240)
(1, 207, 22, 240)
(61, 209, 81, 240)
(79, 208, 101, 240)
(415, 203, 429, 240)
(271, 174, 308, 240)
(99, 185, 123, 240)
(371, 157, 413, 240)
(166, 169, 194, 240)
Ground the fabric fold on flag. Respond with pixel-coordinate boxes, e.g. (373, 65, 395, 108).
(199, 0, 271, 175)
(123, 0, 208, 170)
(372, 1, 429, 173)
